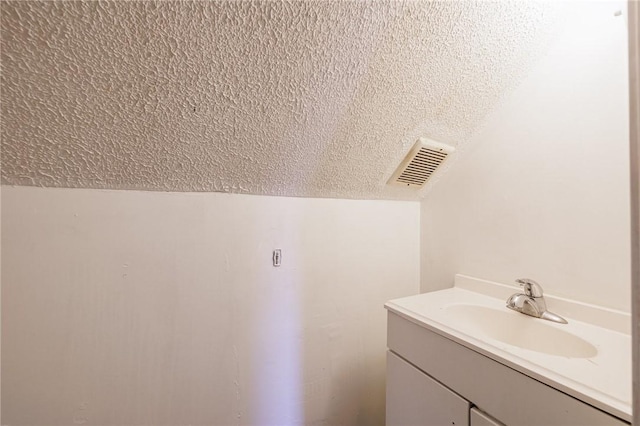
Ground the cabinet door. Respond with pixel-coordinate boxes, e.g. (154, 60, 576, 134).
(387, 351, 470, 426)
(470, 408, 504, 426)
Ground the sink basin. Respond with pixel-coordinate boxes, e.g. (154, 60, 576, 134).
(443, 304, 598, 358)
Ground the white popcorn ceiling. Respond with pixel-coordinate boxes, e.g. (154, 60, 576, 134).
(1, 1, 566, 200)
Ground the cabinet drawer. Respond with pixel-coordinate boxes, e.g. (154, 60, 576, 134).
(387, 351, 470, 426)
(388, 312, 629, 426)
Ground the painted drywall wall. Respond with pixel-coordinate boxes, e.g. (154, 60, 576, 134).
(1, 186, 420, 425)
(421, 1, 630, 312)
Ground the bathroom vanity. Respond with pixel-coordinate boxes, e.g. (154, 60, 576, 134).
(385, 275, 631, 426)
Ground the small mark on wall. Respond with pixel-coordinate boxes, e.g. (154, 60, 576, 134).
(73, 402, 89, 425)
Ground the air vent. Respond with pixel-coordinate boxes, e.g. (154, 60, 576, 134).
(388, 138, 455, 188)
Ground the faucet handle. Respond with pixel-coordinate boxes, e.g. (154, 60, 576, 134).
(515, 278, 544, 298)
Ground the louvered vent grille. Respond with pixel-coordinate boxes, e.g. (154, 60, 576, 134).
(389, 138, 455, 188)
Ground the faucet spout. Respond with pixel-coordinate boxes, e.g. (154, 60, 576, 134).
(540, 311, 568, 324)
(506, 279, 567, 324)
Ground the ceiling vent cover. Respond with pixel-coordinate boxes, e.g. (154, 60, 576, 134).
(389, 138, 455, 188)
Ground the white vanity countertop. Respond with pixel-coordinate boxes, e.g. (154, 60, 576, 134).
(385, 275, 632, 423)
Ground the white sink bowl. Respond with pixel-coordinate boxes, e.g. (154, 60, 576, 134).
(443, 304, 598, 358)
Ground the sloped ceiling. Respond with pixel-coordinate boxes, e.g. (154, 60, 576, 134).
(1, 1, 565, 200)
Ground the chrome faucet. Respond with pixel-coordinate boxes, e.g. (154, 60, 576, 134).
(506, 279, 567, 324)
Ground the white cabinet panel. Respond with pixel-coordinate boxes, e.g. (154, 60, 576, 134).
(386, 351, 470, 426)
(470, 408, 503, 426)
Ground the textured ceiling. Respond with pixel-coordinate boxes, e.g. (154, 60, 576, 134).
(1, 1, 565, 200)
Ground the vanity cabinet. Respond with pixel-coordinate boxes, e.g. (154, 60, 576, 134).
(386, 311, 629, 426)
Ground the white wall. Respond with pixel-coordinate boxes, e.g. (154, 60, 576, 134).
(421, 1, 630, 312)
(1, 186, 420, 426)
